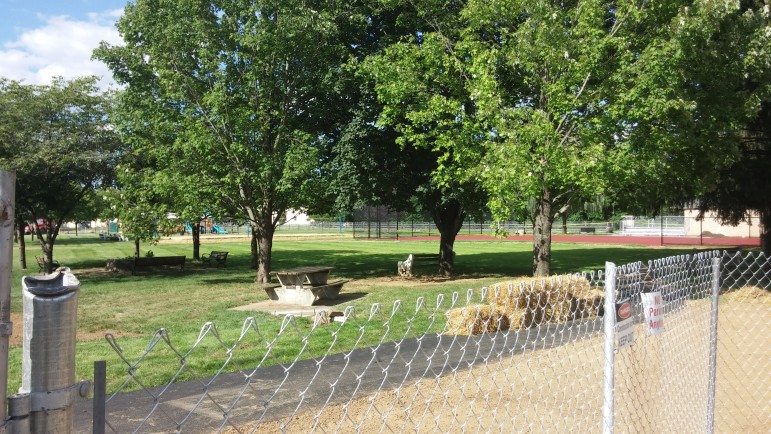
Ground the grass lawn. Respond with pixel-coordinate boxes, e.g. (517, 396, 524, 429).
(6, 234, 709, 394)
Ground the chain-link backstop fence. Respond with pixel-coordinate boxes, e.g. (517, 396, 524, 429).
(87, 250, 769, 433)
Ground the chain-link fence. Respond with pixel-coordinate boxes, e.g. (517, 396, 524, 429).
(87, 250, 769, 433)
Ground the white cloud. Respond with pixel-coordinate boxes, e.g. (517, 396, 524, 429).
(0, 10, 123, 89)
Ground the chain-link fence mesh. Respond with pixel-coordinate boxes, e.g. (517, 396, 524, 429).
(92, 250, 769, 433)
(714, 251, 771, 433)
(606, 251, 721, 433)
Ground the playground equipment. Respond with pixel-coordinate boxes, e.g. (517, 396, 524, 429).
(211, 225, 228, 234)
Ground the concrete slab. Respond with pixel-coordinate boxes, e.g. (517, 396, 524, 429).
(229, 300, 332, 317)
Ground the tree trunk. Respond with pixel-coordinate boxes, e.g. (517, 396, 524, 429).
(432, 199, 465, 277)
(192, 223, 201, 260)
(532, 189, 554, 277)
(37, 226, 59, 274)
(16, 217, 27, 270)
(256, 226, 274, 283)
(760, 210, 771, 256)
(134, 239, 140, 258)
(562, 213, 568, 234)
(250, 228, 258, 270)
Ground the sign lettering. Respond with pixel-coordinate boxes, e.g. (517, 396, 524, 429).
(641, 292, 665, 336)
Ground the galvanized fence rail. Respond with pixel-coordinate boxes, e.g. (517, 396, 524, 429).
(89, 251, 769, 433)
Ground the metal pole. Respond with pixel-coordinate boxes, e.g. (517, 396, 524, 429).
(93, 361, 106, 434)
(660, 214, 664, 246)
(706, 257, 721, 433)
(0, 170, 16, 426)
(602, 261, 618, 434)
(19, 269, 83, 433)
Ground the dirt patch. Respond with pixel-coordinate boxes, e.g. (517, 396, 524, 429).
(220, 297, 769, 433)
(8, 312, 140, 347)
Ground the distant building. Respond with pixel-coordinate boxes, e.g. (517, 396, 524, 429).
(683, 209, 760, 238)
(285, 209, 312, 225)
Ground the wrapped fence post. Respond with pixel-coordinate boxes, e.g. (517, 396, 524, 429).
(16, 268, 87, 433)
(0, 170, 15, 430)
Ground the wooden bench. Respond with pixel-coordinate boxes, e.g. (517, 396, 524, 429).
(397, 253, 440, 277)
(201, 251, 229, 267)
(579, 227, 596, 234)
(132, 256, 186, 275)
(35, 256, 61, 272)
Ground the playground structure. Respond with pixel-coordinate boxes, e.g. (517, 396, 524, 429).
(184, 219, 229, 234)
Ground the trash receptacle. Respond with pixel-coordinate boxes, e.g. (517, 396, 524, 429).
(18, 268, 80, 433)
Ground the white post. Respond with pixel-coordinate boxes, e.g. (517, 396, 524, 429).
(602, 261, 618, 434)
(706, 257, 721, 433)
(0, 170, 16, 427)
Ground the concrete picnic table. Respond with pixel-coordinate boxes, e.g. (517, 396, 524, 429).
(264, 266, 347, 306)
(274, 266, 333, 288)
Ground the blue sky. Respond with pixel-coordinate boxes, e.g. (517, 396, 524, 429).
(0, 0, 127, 88)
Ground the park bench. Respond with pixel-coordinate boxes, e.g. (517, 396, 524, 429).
(35, 256, 61, 272)
(132, 256, 186, 275)
(397, 253, 440, 277)
(201, 251, 229, 267)
(579, 227, 596, 234)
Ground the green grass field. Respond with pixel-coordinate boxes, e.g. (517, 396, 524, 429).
(7, 234, 708, 393)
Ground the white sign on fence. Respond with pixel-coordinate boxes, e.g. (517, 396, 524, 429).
(615, 299, 635, 350)
(642, 291, 665, 336)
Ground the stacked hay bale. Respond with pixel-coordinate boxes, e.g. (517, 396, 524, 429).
(445, 274, 604, 335)
(444, 305, 510, 336)
(723, 285, 771, 303)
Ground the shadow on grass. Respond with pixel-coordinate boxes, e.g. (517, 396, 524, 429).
(65, 245, 711, 286)
(314, 292, 367, 306)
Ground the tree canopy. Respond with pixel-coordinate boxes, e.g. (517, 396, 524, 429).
(94, 0, 770, 279)
(95, 0, 357, 282)
(461, 0, 770, 275)
(0, 76, 122, 272)
(359, 0, 488, 275)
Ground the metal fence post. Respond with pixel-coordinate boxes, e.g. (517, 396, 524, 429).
(603, 261, 618, 434)
(706, 257, 721, 433)
(18, 269, 87, 433)
(93, 361, 106, 434)
(0, 170, 15, 429)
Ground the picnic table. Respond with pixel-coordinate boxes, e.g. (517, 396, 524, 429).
(265, 266, 347, 306)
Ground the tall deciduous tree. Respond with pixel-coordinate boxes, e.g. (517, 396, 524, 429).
(661, 1, 771, 252)
(95, 0, 352, 282)
(464, 0, 769, 276)
(609, 0, 771, 218)
(361, 0, 487, 276)
(0, 76, 122, 273)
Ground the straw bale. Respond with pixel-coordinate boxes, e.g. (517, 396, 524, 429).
(486, 275, 603, 330)
(444, 305, 510, 336)
(724, 285, 771, 303)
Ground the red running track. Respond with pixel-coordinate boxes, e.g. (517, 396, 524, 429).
(408, 234, 760, 247)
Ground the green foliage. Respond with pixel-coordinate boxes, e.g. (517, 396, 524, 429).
(94, 0, 359, 281)
(455, 0, 770, 274)
(609, 0, 771, 213)
(0, 76, 122, 271)
(356, 0, 489, 275)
